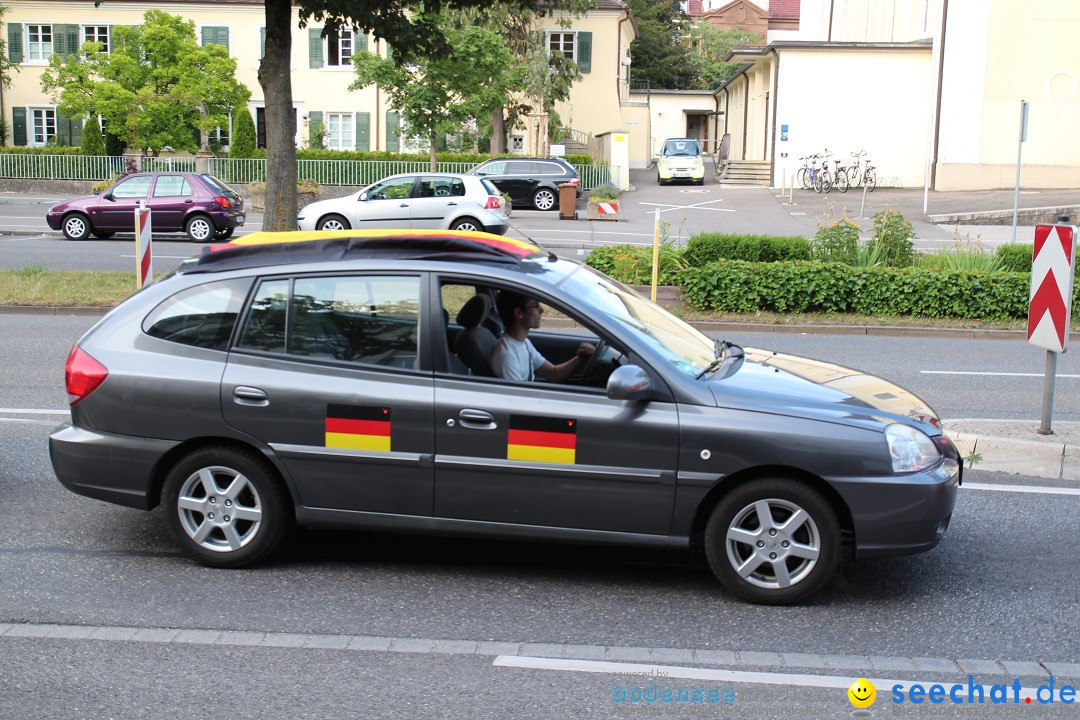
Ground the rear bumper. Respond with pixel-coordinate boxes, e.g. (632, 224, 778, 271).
(49, 423, 179, 510)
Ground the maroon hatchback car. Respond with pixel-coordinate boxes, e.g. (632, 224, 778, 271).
(47, 172, 245, 243)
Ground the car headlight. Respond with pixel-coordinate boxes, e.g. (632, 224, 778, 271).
(884, 423, 941, 473)
(693, 158, 704, 167)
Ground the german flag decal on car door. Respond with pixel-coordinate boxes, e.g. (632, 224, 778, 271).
(325, 404, 391, 452)
(507, 415, 576, 464)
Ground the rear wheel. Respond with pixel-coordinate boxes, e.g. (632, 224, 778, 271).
(450, 217, 482, 232)
(162, 446, 291, 568)
(532, 188, 556, 211)
(316, 214, 350, 231)
(865, 168, 877, 192)
(62, 213, 91, 241)
(798, 168, 809, 190)
(834, 169, 849, 193)
(819, 169, 832, 193)
(704, 478, 840, 604)
(185, 214, 214, 243)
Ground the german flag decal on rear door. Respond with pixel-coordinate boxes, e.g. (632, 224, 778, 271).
(507, 415, 576, 464)
(325, 404, 391, 452)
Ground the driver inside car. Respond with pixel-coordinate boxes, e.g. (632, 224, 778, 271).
(490, 290, 595, 383)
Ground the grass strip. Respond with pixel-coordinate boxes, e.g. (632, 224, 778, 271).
(0, 266, 148, 307)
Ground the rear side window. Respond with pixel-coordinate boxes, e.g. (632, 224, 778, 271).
(237, 275, 421, 368)
(143, 278, 252, 350)
(153, 175, 194, 197)
(200, 174, 241, 201)
(536, 162, 564, 176)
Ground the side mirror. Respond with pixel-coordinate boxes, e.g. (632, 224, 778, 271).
(606, 364, 652, 401)
(102, 191, 114, 201)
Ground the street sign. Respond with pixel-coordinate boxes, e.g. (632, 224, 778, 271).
(1027, 223, 1077, 353)
(135, 203, 152, 289)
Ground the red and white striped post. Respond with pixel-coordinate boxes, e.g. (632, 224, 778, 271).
(134, 201, 152, 288)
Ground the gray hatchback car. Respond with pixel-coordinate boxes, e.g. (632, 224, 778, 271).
(50, 230, 960, 604)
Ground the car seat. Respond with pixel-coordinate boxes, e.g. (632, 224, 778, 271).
(454, 294, 497, 376)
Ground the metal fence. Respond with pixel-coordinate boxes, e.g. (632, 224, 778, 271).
(0, 153, 613, 190)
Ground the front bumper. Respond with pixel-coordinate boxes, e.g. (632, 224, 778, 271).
(49, 423, 180, 510)
(658, 164, 705, 181)
(46, 212, 63, 230)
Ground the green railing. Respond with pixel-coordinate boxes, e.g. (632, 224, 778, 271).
(0, 153, 613, 190)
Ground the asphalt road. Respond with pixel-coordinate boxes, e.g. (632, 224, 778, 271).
(2, 316, 1079, 719)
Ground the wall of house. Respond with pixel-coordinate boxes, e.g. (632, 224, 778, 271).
(620, 102, 651, 168)
(718, 76, 749, 163)
(773, 47, 933, 187)
(935, 0, 1080, 190)
(646, 92, 717, 159)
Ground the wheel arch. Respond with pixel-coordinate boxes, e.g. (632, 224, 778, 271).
(686, 465, 855, 556)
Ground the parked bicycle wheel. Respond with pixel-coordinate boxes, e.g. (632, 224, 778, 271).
(847, 166, 861, 188)
(820, 169, 832, 193)
(813, 172, 823, 193)
(834, 168, 849, 192)
(798, 167, 810, 190)
(865, 168, 877, 192)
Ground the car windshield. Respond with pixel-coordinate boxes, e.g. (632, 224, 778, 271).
(561, 264, 716, 377)
(663, 140, 700, 157)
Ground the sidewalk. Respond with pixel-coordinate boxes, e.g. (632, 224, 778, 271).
(943, 419, 1080, 482)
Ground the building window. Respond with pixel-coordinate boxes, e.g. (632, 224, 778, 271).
(201, 26, 230, 54)
(327, 30, 353, 67)
(510, 135, 525, 153)
(547, 32, 575, 61)
(326, 113, 353, 150)
(31, 108, 57, 145)
(28, 24, 53, 62)
(83, 25, 109, 53)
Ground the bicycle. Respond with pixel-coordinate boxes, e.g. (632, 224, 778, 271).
(813, 151, 832, 193)
(831, 158, 849, 193)
(847, 151, 877, 191)
(798, 153, 831, 193)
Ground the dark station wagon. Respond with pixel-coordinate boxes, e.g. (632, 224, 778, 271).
(49, 230, 960, 604)
(46, 171, 245, 243)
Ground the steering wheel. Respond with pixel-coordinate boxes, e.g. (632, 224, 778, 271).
(577, 339, 607, 386)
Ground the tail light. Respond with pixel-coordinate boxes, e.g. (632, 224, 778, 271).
(567, 178, 581, 187)
(213, 196, 231, 209)
(484, 196, 502, 210)
(65, 345, 108, 405)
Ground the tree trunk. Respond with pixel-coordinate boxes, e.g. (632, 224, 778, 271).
(429, 130, 437, 171)
(258, 0, 297, 232)
(489, 107, 505, 155)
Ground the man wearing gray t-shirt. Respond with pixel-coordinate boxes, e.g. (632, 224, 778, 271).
(490, 290, 595, 382)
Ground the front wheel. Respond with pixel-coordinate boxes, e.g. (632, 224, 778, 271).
(819, 169, 832, 193)
(162, 446, 291, 568)
(834, 169, 849, 193)
(62, 213, 92, 241)
(865, 168, 877, 192)
(704, 478, 840, 604)
(185, 214, 214, 243)
(532, 188, 556, 211)
(316, 214, 350, 231)
(797, 168, 809, 190)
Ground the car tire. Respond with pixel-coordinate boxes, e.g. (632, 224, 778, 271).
(185, 214, 215, 243)
(317, 214, 350, 231)
(61, 213, 92, 241)
(532, 188, 556, 211)
(704, 478, 840, 605)
(450, 217, 482, 232)
(214, 228, 234, 241)
(695, 178, 705, 186)
(657, 172, 666, 186)
(162, 446, 291, 568)
(91, 230, 115, 239)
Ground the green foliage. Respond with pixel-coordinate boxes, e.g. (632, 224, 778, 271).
(868, 208, 916, 267)
(685, 233, 811, 265)
(852, 242, 887, 268)
(0, 146, 86, 155)
(997, 243, 1034, 273)
(679, 260, 1061, 320)
(306, 121, 328, 150)
(229, 106, 256, 159)
(91, 176, 118, 194)
(810, 217, 860, 264)
(79, 115, 106, 156)
(688, 23, 763, 90)
(588, 183, 618, 201)
(915, 248, 1004, 273)
(626, 0, 699, 89)
(40, 10, 251, 155)
(585, 242, 688, 285)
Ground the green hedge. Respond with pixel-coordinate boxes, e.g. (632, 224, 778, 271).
(679, 259, 1070, 320)
(0, 146, 85, 155)
(686, 233, 811, 265)
(584, 244, 686, 286)
(997, 244, 1032, 272)
(293, 149, 597, 165)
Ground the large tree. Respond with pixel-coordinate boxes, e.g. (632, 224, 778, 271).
(626, 0, 698, 90)
(689, 22, 762, 89)
(41, 10, 250, 155)
(351, 21, 512, 169)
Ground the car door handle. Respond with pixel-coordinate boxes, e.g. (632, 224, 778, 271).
(399, 203, 409, 207)
(456, 408, 496, 430)
(233, 386, 269, 406)
(184, 199, 193, 204)
(446, 202, 457, 206)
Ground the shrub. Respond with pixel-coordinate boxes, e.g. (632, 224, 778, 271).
(868, 208, 916, 267)
(91, 176, 117, 194)
(229, 107, 256, 159)
(810, 217, 860, 264)
(685, 233, 811, 265)
(584, 243, 687, 285)
(79, 115, 106, 156)
(915, 248, 1003, 273)
(997, 244, 1033, 273)
(588, 183, 618, 202)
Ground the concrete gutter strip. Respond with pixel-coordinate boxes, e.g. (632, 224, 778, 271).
(927, 205, 1080, 226)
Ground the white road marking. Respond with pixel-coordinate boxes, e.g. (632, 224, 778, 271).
(923, 371, 1080, 378)
(0, 408, 68, 415)
(493, 656, 1074, 702)
(964, 482, 1080, 496)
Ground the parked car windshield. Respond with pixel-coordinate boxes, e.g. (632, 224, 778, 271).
(662, 140, 700, 157)
(562, 264, 716, 377)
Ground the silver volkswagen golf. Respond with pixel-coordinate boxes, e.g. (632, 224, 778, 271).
(49, 231, 960, 604)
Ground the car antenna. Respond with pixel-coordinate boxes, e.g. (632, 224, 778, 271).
(505, 217, 557, 262)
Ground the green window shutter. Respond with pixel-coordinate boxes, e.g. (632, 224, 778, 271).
(309, 27, 323, 68)
(67, 25, 79, 58)
(66, 114, 82, 147)
(54, 24, 72, 59)
(57, 111, 70, 145)
(202, 26, 229, 52)
(8, 23, 22, 63)
(309, 111, 323, 145)
(356, 31, 368, 53)
(385, 111, 400, 152)
(355, 112, 370, 151)
(577, 31, 592, 73)
(259, 27, 265, 59)
(12, 107, 26, 146)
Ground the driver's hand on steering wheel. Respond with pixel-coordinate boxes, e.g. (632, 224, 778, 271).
(576, 342, 596, 359)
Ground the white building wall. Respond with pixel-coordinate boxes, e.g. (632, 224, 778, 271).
(647, 93, 717, 158)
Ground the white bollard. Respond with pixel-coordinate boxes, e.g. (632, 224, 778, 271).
(135, 201, 152, 288)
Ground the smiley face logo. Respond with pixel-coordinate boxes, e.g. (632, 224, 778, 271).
(848, 679, 876, 708)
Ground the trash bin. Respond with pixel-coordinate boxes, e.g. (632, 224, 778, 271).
(558, 183, 578, 220)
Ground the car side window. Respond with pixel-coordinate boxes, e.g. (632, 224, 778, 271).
(368, 177, 415, 201)
(236, 279, 290, 353)
(142, 278, 252, 350)
(111, 176, 153, 199)
(419, 176, 464, 198)
(507, 161, 535, 174)
(477, 161, 507, 176)
(153, 175, 194, 197)
(536, 162, 561, 176)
